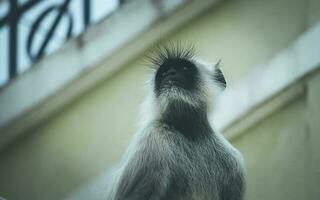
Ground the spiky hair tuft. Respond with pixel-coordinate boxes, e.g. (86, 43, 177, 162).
(146, 42, 196, 70)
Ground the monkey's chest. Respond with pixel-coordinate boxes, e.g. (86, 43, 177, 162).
(170, 141, 243, 199)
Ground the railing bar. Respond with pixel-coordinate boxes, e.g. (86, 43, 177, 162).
(83, 0, 90, 27)
(8, 0, 18, 79)
(19, 0, 42, 13)
(35, 0, 72, 59)
(0, 0, 41, 28)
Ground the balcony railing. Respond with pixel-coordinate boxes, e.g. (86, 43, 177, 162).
(0, 0, 124, 87)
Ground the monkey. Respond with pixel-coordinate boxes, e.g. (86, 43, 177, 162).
(108, 44, 245, 200)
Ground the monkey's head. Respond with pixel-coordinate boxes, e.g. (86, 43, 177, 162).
(144, 45, 226, 122)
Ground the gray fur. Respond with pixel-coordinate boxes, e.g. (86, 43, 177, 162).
(109, 47, 245, 200)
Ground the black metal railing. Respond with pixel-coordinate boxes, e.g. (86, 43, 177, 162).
(0, 0, 127, 85)
(0, 0, 92, 81)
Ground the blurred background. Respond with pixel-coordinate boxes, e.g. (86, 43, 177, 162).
(0, 0, 319, 199)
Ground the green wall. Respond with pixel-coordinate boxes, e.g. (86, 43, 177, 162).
(0, 0, 319, 199)
(235, 95, 309, 200)
(233, 71, 320, 200)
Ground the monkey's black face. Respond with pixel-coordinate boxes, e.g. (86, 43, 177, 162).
(154, 58, 200, 95)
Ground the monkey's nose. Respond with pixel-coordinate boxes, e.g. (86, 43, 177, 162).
(165, 68, 177, 76)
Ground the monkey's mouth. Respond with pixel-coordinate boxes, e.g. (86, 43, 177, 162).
(163, 74, 186, 88)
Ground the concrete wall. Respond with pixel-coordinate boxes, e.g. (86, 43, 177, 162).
(235, 94, 309, 200)
(0, 0, 319, 199)
(233, 70, 320, 200)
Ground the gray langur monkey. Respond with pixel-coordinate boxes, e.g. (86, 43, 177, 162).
(108, 45, 245, 200)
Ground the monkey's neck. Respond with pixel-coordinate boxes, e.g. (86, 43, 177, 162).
(161, 101, 212, 139)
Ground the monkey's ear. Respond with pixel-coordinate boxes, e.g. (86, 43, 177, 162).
(213, 59, 222, 70)
(212, 60, 227, 90)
